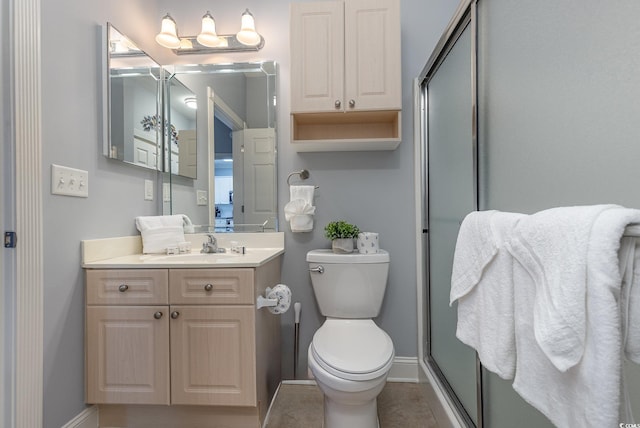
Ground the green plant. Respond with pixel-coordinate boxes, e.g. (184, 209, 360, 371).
(324, 220, 360, 240)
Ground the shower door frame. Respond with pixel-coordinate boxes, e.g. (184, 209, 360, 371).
(415, 0, 481, 426)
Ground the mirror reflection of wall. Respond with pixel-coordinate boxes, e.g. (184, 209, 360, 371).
(164, 76, 197, 179)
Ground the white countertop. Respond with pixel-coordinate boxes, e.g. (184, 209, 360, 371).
(82, 232, 284, 269)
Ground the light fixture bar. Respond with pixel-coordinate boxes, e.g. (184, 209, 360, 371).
(172, 34, 265, 55)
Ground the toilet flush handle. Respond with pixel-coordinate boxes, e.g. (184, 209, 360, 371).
(309, 265, 324, 274)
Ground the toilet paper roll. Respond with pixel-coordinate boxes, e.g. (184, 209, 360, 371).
(267, 284, 292, 314)
(357, 232, 379, 254)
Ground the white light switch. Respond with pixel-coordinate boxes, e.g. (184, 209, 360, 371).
(144, 180, 154, 201)
(196, 190, 208, 206)
(163, 183, 171, 202)
(51, 164, 89, 197)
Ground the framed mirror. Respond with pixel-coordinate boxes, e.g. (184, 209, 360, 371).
(163, 62, 278, 233)
(104, 23, 162, 170)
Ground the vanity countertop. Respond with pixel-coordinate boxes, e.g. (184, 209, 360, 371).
(81, 232, 284, 269)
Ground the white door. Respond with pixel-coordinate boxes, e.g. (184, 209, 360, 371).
(239, 129, 276, 229)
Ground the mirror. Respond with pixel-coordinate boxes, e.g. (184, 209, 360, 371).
(164, 76, 198, 179)
(163, 62, 278, 233)
(104, 24, 162, 170)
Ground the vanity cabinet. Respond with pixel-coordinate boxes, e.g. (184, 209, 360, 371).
(85, 261, 281, 424)
(290, 0, 401, 151)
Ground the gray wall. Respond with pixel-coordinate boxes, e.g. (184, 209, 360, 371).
(37, 0, 457, 426)
(478, 0, 640, 425)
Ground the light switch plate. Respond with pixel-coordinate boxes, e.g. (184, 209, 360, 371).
(51, 164, 89, 197)
(196, 190, 208, 206)
(163, 183, 171, 202)
(144, 180, 154, 201)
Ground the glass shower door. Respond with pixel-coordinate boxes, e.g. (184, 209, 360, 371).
(423, 12, 479, 425)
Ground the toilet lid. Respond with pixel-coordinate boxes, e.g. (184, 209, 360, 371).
(311, 319, 394, 381)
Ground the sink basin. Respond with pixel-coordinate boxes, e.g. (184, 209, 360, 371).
(143, 252, 240, 264)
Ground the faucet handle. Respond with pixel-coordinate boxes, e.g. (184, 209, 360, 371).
(206, 233, 216, 244)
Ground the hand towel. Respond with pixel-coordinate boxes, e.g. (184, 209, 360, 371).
(620, 236, 640, 364)
(285, 185, 316, 232)
(451, 210, 524, 379)
(135, 214, 186, 254)
(510, 207, 640, 428)
(506, 204, 619, 371)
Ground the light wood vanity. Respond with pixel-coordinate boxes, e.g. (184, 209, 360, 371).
(82, 234, 284, 428)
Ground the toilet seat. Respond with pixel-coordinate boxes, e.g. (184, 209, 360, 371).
(311, 319, 394, 381)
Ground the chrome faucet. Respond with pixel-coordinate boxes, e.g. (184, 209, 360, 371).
(201, 234, 224, 253)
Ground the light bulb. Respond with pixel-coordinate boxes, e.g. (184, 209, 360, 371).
(236, 9, 261, 46)
(197, 11, 221, 47)
(155, 14, 180, 49)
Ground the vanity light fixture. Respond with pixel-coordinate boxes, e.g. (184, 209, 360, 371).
(155, 9, 264, 55)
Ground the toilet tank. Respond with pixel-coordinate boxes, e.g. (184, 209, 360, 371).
(307, 249, 390, 318)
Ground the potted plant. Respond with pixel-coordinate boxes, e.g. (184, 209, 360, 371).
(324, 220, 360, 253)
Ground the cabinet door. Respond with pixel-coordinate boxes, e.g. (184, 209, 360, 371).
(170, 306, 256, 406)
(344, 0, 401, 111)
(86, 306, 170, 405)
(290, 1, 344, 113)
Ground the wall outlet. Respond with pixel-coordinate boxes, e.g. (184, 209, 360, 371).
(51, 164, 89, 197)
(196, 190, 208, 206)
(144, 180, 154, 201)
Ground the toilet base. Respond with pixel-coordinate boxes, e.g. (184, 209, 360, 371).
(323, 396, 379, 428)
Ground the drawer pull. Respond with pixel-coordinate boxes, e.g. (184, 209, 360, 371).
(153, 311, 163, 319)
(118, 284, 129, 292)
(171, 311, 180, 319)
(204, 283, 213, 292)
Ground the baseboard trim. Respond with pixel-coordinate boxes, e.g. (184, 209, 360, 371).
(61, 406, 98, 428)
(387, 356, 420, 383)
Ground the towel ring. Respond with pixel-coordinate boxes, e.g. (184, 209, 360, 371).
(287, 169, 310, 186)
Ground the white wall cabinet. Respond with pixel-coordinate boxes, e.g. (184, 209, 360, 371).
(85, 261, 281, 427)
(290, 0, 401, 151)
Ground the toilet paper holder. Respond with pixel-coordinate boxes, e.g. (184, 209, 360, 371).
(256, 285, 291, 313)
(257, 288, 279, 309)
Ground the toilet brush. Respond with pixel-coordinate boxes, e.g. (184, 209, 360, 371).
(294, 302, 301, 379)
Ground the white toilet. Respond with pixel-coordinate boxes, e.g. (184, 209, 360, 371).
(306, 249, 394, 428)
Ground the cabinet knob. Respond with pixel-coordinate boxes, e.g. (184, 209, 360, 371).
(153, 311, 163, 319)
(349, 99, 355, 108)
(171, 311, 180, 319)
(204, 283, 213, 292)
(118, 284, 129, 292)
(334, 100, 341, 109)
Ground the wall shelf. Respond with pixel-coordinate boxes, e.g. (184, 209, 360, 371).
(291, 110, 401, 152)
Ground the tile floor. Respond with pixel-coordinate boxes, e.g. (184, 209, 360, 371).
(265, 381, 455, 428)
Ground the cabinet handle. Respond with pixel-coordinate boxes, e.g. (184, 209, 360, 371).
(349, 99, 355, 108)
(171, 311, 180, 319)
(118, 284, 129, 292)
(153, 311, 163, 319)
(334, 100, 341, 109)
(204, 283, 213, 292)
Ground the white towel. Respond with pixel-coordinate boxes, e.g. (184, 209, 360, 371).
(135, 214, 186, 254)
(451, 210, 524, 379)
(285, 186, 316, 232)
(510, 207, 640, 428)
(620, 236, 640, 364)
(506, 204, 619, 372)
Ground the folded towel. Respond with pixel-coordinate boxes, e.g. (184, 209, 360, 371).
(451, 210, 524, 379)
(510, 207, 640, 428)
(506, 204, 618, 371)
(285, 186, 316, 232)
(135, 215, 187, 254)
(290, 185, 315, 205)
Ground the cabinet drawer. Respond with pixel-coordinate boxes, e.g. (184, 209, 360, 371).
(169, 269, 254, 305)
(86, 269, 169, 305)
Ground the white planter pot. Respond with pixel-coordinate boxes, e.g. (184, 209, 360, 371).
(332, 238, 354, 253)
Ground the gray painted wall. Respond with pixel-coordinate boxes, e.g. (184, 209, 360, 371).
(478, 0, 640, 425)
(37, 0, 457, 426)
